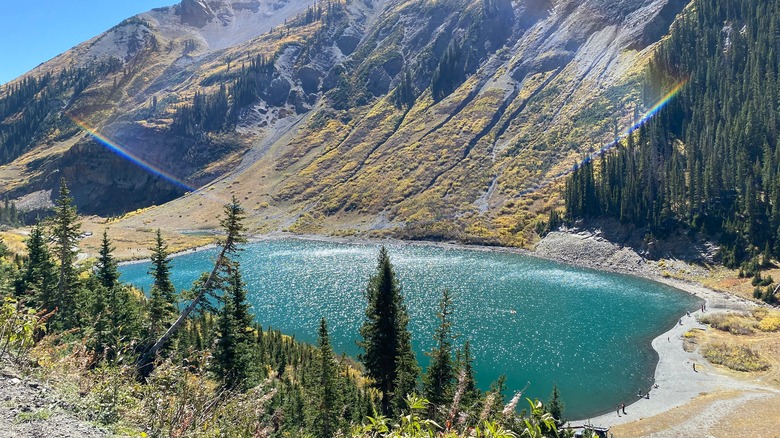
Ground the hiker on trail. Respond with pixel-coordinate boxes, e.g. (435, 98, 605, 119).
(687, 310, 691, 317)
(621, 402, 626, 415)
(679, 318, 683, 325)
(638, 388, 642, 397)
(693, 363, 697, 372)
(617, 406, 621, 417)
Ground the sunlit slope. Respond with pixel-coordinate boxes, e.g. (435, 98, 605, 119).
(1, 0, 687, 244)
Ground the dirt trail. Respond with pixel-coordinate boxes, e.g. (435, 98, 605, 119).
(0, 366, 106, 438)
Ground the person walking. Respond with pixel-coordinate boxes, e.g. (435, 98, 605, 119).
(621, 402, 626, 415)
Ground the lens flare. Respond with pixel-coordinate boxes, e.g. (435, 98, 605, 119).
(516, 79, 688, 198)
(68, 114, 196, 193)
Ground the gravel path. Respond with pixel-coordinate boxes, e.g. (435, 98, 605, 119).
(571, 306, 777, 430)
(0, 367, 106, 438)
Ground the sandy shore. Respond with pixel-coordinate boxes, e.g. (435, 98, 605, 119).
(570, 305, 767, 428)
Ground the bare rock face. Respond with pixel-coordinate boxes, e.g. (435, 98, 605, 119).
(179, 0, 216, 27)
(265, 78, 292, 106)
(298, 66, 321, 95)
(366, 67, 391, 96)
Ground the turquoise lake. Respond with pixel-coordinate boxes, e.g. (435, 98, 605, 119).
(118, 238, 701, 419)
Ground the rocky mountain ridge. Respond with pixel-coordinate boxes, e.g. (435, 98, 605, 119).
(0, 0, 688, 243)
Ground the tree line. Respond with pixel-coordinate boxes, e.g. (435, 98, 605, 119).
(564, 0, 780, 303)
(0, 58, 124, 165)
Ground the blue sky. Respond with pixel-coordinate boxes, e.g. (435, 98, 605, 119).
(0, 0, 176, 85)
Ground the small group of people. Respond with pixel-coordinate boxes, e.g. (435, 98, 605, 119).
(616, 402, 626, 417)
(700, 302, 707, 312)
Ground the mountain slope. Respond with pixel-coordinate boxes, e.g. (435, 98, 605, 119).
(0, 0, 687, 244)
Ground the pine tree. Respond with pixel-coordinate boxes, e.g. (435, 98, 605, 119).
(358, 246, 419, 415)
(91, 280, 144, 361)
(48, 178, 81, 330)
(423, 289, 455, 415)
(96, 229, 119, 289)
(214, 284, 239, 384)
(212, 198, 259, 390)
(312, 317, 339, 438)
(147, 229, 177, 342)
(546, 384, 565, 430)
(90, 231, 143, 360)
(392, 331, 420, 415)
(138, 197, 247, 373)
(17, 224, 55, 309)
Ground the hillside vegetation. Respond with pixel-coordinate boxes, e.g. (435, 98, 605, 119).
(565, 0, 780, 302)
(0, 0, 686, 245)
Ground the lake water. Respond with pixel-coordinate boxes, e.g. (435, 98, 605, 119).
(118, 238, 700, 419)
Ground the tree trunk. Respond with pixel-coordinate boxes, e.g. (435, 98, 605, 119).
(137, 239, 231, 376)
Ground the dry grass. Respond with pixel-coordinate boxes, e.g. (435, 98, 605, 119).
(0, 230, 28, 255)
(682, 329, 702, 352)
(695, 308, 780, 378)
(698, 312, 757, 335)
(701, 343, 769, 372)
(699, 308, 780, 335)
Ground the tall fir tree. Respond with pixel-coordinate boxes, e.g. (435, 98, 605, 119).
(48, 178, 81, 330)
(358, 246, 419, 415)
(423, 289, 455, 414)
(212, 198, 259, 390)
(147, 229, 178, 342)
(16, 224, 55, 309)
(312, 317, 339, 438)
(96, 229, 119, 289)
(90, 231, 143, 360)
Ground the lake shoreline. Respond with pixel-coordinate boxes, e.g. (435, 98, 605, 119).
(118, 229, 764, 430)
(260, 231, 765, 428)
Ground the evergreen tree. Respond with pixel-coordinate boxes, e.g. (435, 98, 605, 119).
(312, 317, 339, 438)
(358, 246, 419, 415)
(147, 229, 177, 342)
(139, 196, 248, 372)
(546, 384, 565, 432)
(16, 224, 55, 309)
(564, 0, 780, 266)
(212, 198, 259, 390)
(96, 229, 119, 289)
(392, 331, 420, 415)
(423, 289, 455, 415)
(91, 280, 144, 361)
(48, 178, 81, 330)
